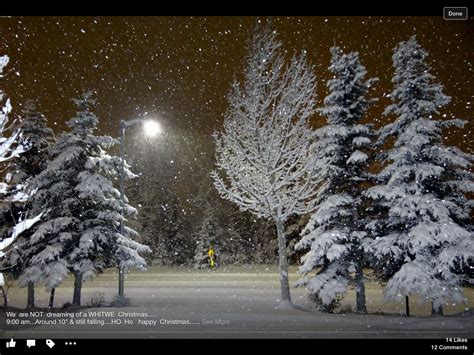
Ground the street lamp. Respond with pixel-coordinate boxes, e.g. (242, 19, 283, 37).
(143, 120, 162, 137)
(118, 117, 161, 297)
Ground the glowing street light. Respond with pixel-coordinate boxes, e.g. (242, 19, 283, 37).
(143, 119, 162, 137)
(117, 116, 160, 298)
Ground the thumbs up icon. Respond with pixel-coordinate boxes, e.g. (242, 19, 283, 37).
(6, 339, 16, 348)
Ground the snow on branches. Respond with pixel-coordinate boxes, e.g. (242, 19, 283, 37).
(295, 46, 377, 313)
(211, 23, 325, 302)
(365, 36, 473, 313)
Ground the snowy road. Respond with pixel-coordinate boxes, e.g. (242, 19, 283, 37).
(1, 266, 472, 339)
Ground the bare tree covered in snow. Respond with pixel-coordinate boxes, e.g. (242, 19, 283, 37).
(364, 36, 473, 315)
(211, 24, 325, 303)
(296, 46, 377, 313)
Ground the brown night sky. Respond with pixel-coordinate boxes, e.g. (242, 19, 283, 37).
(0, 16, 472, 153)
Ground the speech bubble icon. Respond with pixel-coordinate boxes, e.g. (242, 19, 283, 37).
(46, 339, 55, 348)
(26, 339, 36, 348)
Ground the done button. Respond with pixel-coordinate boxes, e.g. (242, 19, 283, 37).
(443, 7, 468, 20)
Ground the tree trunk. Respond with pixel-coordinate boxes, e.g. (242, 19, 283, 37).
(354, 264, 367, 314)
(0, 286, 7, 309)
(73, 273, 82, 306)
(49, 288, 55, 309)
(27, 282, 35, 308)
(275, 220, 291, 304)
(431, 302, 443, 317)
(405, 295, 410, 317)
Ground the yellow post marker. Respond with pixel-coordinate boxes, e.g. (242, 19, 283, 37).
(207, 246, 215, 268)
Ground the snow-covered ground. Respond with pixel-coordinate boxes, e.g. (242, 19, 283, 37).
(1, 266, 472, 339)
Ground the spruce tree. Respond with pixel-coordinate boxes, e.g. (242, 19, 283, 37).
(193, 207, 222, 269)
(0, 55, 27, 308)
(296, 46, 377, 313)
(3, 101, 54, 308)
(17, 92, 150, 306)
(365, 36, 473, 314)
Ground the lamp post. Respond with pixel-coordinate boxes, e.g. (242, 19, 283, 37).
(118, 117, 161, 297)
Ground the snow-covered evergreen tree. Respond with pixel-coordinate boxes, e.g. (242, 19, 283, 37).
(211, 23, 324, 303)
(295, 46, 377, 313)
(10, 101, 54, 183)
(0, 55, 27, 305)
(193, 207, 222, 269)
(2, 101, 54, 308)
(364, 36, 473, 314)
(142, 187, 192, 266)
(191, 182, 240, 267)
(16, 92, 150, 306)
(249, 219, 278, 264)
(218, 210, 254, 266)
(0, 55, 26, 194)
